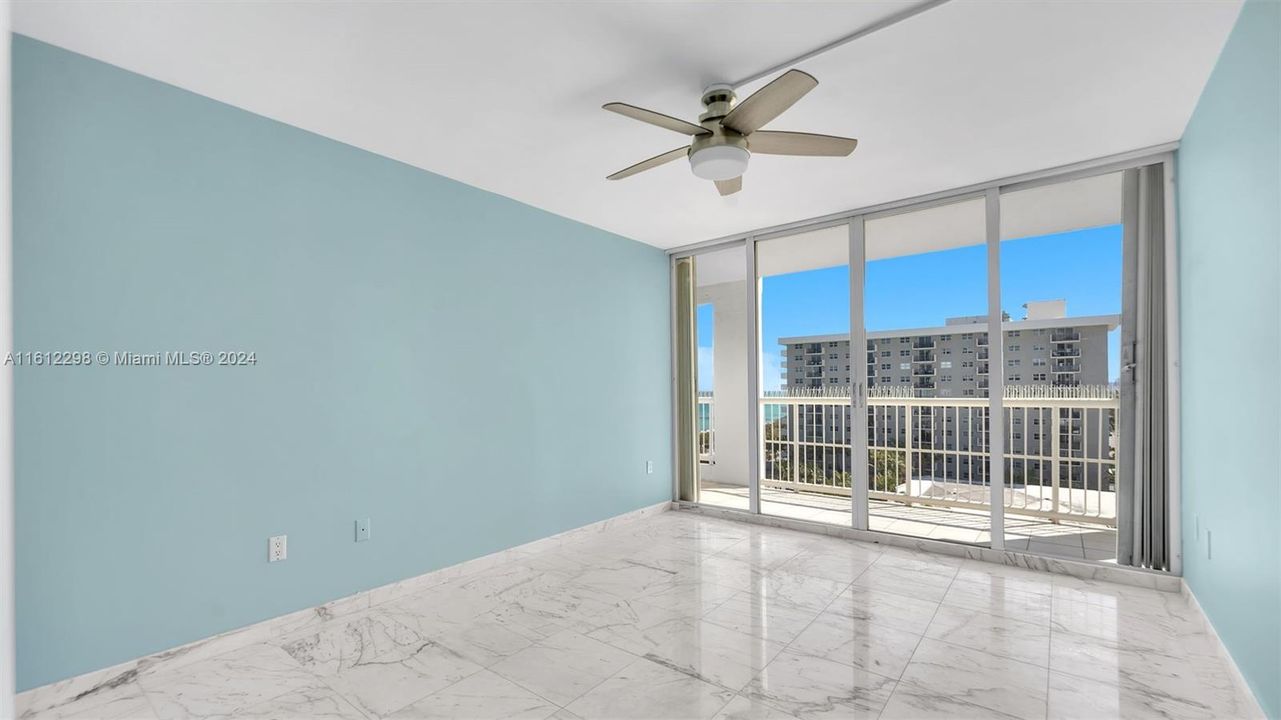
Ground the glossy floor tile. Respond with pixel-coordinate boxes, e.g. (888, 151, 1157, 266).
(20, 510, 1257, 719)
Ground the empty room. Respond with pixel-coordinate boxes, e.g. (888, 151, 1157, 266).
(1, 0, 1278, 718)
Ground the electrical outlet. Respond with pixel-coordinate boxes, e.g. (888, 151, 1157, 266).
(355, 518, 372, 542)
(646, 460, 654, 475)
(269, 535, 287, 562)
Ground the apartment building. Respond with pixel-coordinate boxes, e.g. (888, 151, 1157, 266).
(780, 301, 1117, 396)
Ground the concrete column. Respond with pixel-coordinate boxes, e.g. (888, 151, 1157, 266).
(699, 281, 749, 487)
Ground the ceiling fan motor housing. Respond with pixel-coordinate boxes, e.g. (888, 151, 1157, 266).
(690, 84, 749, 181)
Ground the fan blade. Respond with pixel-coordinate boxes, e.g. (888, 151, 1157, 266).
(714, 176, 742, 196)
(748, 130, 858, 157)
(721, 69, 818, 135)
(606, 146, 690, 180)
(603, 103, 710, 136)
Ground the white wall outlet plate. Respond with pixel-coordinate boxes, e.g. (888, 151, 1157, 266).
(355, 518, 371, 542)
(646, 460, 654, 474)
(269, 535, 287, 562)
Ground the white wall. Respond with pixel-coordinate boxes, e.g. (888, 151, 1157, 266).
(698, 281, 750, 488)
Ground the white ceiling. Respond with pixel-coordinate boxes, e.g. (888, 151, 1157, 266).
(13, 1, 1240, 250)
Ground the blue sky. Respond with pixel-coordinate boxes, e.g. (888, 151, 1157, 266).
(699, 224, 1123, 390)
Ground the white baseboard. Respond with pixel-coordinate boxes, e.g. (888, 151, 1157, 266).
(15, 500, 672, 717)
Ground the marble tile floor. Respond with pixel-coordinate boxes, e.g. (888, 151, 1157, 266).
(699, 483, 1118, 563)
(21, 510, 1255, 720)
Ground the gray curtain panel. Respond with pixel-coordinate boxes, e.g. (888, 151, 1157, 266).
(674, 257, 700, 503)
(1117, 165, 1169, 570)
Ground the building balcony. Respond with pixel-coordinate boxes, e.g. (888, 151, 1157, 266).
(913, 338, 936, 349)
(913, 365, 936, 376)
(1052, 347, 1081, 358)
(1052, 330, 1081, 342)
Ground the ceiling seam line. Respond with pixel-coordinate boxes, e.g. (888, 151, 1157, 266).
(729, 0, 954, 89)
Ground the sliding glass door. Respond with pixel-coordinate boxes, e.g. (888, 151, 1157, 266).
(755, 226, 852, 527)
(674, 244, 751, 509)
(998, 172, 1126, 562)
(673, 158, 1169, 570)
(861, 197, 992, 546)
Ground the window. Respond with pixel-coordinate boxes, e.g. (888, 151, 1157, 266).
(880, 363, 891, 370)
(941, 361, 953, 369)
(899, 349, 910, 357)
(1007, 359, 1021, 367)
(1009, 344, 1020, 352)
(899, 362, 910, 370)
(881, 351, 890, 357)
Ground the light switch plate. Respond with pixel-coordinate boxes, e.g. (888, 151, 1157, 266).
(355, 518, 371, 542)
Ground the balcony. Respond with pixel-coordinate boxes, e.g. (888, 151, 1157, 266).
(913, 338, 936, 349)
(742, 384, 1122, 558)
(977, 363, 989, 375)
(1053, 361, 1080, 373)
(1052, 347, 1081, 358)
(1052, 330, 1081, 342)
(976, 334, 989, 347)
(913, 365, 936, 376)
(913, 351, 935, 363)
(977, 349, 989, 360)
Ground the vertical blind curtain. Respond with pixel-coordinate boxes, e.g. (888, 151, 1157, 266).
(1118, 164, 1169, 570)
(674, 257, 699, 503)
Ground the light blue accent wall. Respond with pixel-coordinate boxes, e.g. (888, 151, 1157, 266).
(12, 35, 672, 691)
(1177, 1, 1280, 715)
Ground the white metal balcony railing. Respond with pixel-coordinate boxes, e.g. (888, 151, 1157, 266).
(699, 385, 1119, 527)
(697, 391, 715, 463)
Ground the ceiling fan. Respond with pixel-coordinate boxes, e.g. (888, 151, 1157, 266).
(602, 69, 858, 196)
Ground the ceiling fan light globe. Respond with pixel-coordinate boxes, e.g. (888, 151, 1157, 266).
(689, 145, 749, 181)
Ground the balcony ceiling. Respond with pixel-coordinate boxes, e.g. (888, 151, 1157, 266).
(14, 1, 1241, 250)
